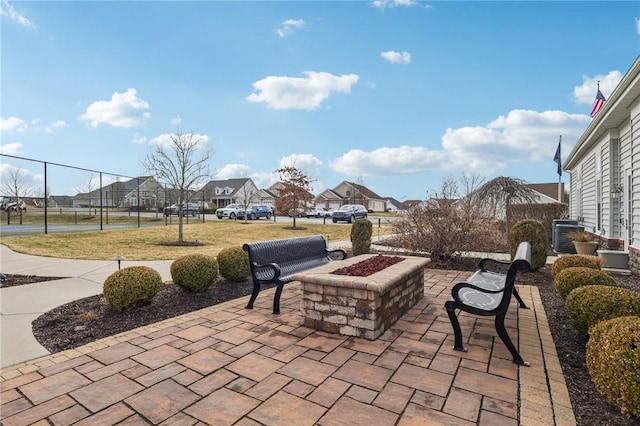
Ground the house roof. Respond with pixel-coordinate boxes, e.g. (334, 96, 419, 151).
(527, 183, 568, 203)
(198, 178, 252, 198)
(384, 197, 403, 207)
(342, 181, 384, 200)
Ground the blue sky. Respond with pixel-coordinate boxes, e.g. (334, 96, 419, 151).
(1, 1, 639, 201)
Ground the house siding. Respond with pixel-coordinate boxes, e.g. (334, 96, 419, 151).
(564, 55, 640, 272)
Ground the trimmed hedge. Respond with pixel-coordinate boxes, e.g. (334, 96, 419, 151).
(103, 266, 162, 311)
(509, 219, 548, 271)
(217, 246, 250, 282)
(171, 254, 218, 292)
(587, 316, 640, 417)
(566, 285, 640, 337)
(554, 266, 616, 300)
(551, 254, 604, 278)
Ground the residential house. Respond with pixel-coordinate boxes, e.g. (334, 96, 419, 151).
(316, 181, 386, 212)
(72, 176, 165, 209)
(563, 55, 640, 273)
(383, 197, 404, 213)
(195, 178, 260, 209)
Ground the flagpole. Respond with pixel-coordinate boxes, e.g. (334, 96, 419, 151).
(557, 135, 562, 202)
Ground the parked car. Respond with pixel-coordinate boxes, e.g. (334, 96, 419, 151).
(215, 203, 244, 219)
(324, 209, 335, 218)
(332, 204, 368, 223)
(163, 203, 199, 217)
(287, 208, 305, 218)
(236, 204, 273, 220)
(305, 207, 326, 218)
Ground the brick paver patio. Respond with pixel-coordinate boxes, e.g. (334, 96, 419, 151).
(0, 270, 575, 425)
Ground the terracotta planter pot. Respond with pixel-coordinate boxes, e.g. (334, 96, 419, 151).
(572, 241, 598, 256)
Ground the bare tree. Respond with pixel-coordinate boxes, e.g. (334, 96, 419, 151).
(142, 127, 212, 242)
(473, 176, 536, 241)
(275, 164, 314, 229)
(74, 174, 99, 210)
(236, 177, 258, 223)
(1, 166, 33, 214)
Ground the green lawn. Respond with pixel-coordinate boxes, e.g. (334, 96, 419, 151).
(1, 220, 392, 261)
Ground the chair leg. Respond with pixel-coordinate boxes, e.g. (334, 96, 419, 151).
(512, 287, 528, 309)
(445, 301, 466, 352)
(246, 281, 260, 309)
(495, 314, 529, 366)
(272, 283, 284, 315)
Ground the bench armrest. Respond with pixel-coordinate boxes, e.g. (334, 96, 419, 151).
(328, 248, 348, 260)
(251, 262, 282, 282)
(478, 257, 510, 272)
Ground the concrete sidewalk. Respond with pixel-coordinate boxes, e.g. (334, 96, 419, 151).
(0, 245, 173, 368)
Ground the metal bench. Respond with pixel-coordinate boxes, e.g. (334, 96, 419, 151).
(243, 235, 347, 314)
(444, 241, 532, 366)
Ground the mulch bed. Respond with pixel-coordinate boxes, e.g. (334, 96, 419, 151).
(8, 254, 640, 425)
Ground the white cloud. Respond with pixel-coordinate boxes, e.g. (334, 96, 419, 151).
(0, 116, 27, 131)
(250, 171, 280, 189)
(573, 70, 623, 104)
(442, 109, 589, 172)
(381, 50, 411, 64)
(247, 71, 359, 110)
(278, 153, 323, 178)
(149, 132, 210, 149)
(131, 133, 147, 144)
(0, 141, 22, 155)
(636, 17, 640, 35)
(331, 146, 446, 176)
(331, 109, 588, 177)
(276, 18, 305, 37)
(42, 120, 67, 133)
(79, 88, 151, 128)
(371, 0, 420, 10)
(0, 0, 35, 28)
(215, 163, 252, 179)
(170, 116, 182, 126)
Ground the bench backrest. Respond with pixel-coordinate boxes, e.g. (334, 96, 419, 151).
(496, 241, 531, 312)
(243, 235, 331, 280)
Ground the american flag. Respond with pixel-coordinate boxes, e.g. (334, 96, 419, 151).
(590, 89, 606, 118)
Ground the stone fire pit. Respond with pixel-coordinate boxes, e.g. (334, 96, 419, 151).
(294, 254, 429, 340)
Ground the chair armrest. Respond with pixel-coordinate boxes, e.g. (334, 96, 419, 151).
(328, 249, 348, 260)
(252, 262, 282, 282)
(451, 281, 505, 300)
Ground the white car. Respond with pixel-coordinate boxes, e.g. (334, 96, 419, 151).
(216, 203, 244, 219)
(305, 207, 326, 218)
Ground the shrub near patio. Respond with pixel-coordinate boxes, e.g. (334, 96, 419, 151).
(587, 316, 640, 417)
(551, 254, 604, 278)
(103, 266, 163, 310)
(217, 246, 250, 282)
(171, 254, 218, 292)
(554, 266, 617, 300)
(350, 219, 373, 256)
(566, 285, 640, 337)
(509, 219, 547, 270)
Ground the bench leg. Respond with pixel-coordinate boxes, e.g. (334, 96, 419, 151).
(495, 314, 529, 366)
(512, 287, 528, 309)
(246, 281, 261, 310)
(272, 283, 284, 315)
(445, 301, 467, 352)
